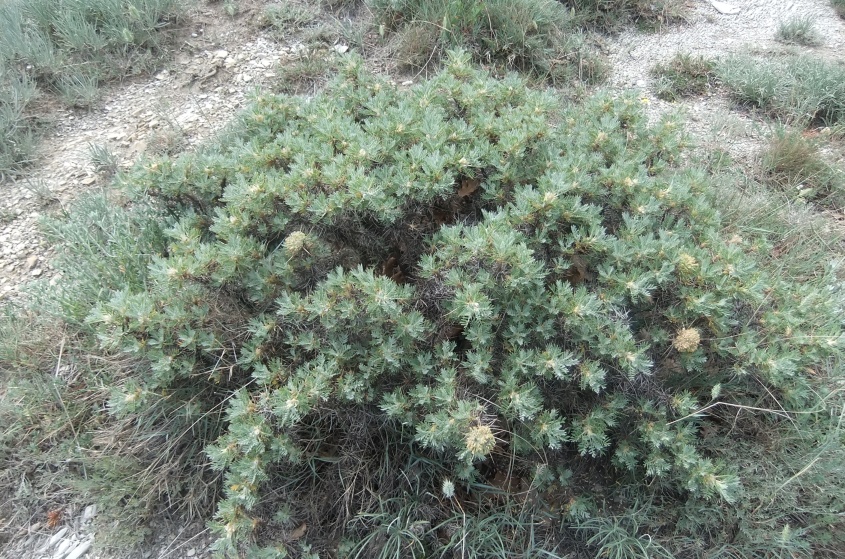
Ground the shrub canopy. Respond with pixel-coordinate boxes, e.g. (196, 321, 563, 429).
(84, 52, 843, 557)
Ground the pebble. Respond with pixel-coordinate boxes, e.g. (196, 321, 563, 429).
(81, 504, 97, 524)
(54, 538, 72, 557)
(42, 527, 68, 551)
(64, 540, 92, 559)
(710, 0, 740, 15)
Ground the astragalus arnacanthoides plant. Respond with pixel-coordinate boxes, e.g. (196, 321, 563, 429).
(82, 51, 844, 557)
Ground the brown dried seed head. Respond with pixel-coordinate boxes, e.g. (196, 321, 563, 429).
(673, 328, 701, 353)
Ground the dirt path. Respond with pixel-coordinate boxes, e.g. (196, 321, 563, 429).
(1, 0, 844, 557)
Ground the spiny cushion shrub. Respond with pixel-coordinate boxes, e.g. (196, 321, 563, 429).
(368, 0, 605, 83)
(81, 52, 844, 556)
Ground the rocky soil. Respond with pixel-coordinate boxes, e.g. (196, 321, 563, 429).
(1, 0, 843, 557)
(607, 0, 845, 168)
(10, 504, 214, 559)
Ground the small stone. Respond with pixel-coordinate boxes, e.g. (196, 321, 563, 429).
(31, 268, 43, 277)
(55, 538, 72, 557)
(710, 0, 740, 14)
(81, 176, 96, 186)
(177, 111, 198, 125)
(128, 139, 147, 157)
(187, 549, 196, 557)
(39, 526, 65, 551)
(81, 504, 97, 523)
(155, 70, 169, 80)
(64, 540, 92, 559)
(332, 44, 349, 54)
(25, 255, 38, 270)
(213, 49, 229, 59)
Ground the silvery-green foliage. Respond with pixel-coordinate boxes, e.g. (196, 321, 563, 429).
(85, 52, 844, 556)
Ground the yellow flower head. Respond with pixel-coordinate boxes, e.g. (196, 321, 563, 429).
(465, 425, 496, 457)
(284, 231, 309, 256)
(677, 253, 698, 276)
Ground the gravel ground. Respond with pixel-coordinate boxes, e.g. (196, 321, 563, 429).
(1, 0, 843, 557)
(607, 0, 845, 166)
